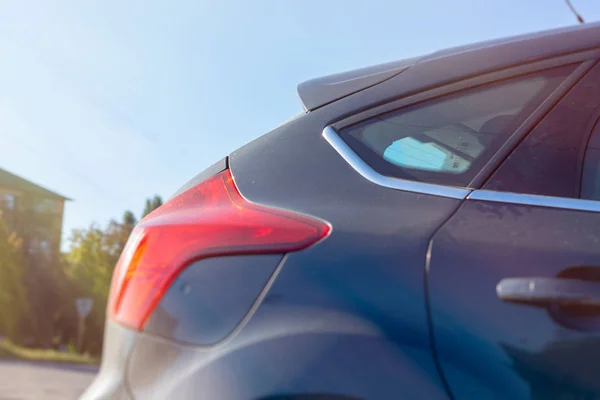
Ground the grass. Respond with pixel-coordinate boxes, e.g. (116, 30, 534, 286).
(0, 339, 99, 365)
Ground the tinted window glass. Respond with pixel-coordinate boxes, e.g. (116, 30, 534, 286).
(485, 63, 600, 198)
(341, 66, 574, 187)
(581, 118, 600, 201)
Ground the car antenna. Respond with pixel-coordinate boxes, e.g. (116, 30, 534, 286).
(565, 0, 585, 24)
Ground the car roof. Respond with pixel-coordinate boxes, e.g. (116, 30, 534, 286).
(298, 22, 600, 111)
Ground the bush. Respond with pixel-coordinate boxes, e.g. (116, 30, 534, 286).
(0, 339, 98, 365)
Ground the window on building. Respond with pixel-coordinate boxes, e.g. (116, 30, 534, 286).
(40, 240, 51, 258)
(35, 198, 57, 214)
(4, 193, 16, 210)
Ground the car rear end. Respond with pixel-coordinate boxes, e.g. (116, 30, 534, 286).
(90, 64, 474, 398)
(82, 98, 453, 399)
(82, 23, 598, 400)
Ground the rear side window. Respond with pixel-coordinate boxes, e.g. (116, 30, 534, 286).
(485, 63, 600, 198)
(340, 66, 574, 187)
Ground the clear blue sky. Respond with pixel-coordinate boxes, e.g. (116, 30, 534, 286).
(1, 0, 599, 249)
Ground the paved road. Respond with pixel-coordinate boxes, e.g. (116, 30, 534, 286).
(0, 360, 98, 399)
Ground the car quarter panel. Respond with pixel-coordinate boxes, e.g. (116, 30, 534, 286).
(124, 88, 464, 398)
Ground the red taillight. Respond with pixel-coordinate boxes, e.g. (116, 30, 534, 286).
(107, 169, 330, 330)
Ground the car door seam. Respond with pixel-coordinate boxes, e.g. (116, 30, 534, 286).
(423, 195, 469, 400)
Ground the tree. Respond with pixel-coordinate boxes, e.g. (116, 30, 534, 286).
(119, 210, 137, 252)
(60, 211, 139, 355)
(17, 193, 65, 348)
(0, 211, 28, 341)
(122, 210, 136, 227)
(141, 195, 163, 218)
(152, 195, 163, 210)
(62, 222, 122, 354)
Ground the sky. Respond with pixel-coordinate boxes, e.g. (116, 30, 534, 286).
(0, 0, 599, 249)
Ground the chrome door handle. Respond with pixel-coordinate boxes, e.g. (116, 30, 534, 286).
(497, 277, 600, 308)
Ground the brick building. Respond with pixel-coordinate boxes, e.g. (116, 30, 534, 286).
(0, 167, 69, 260)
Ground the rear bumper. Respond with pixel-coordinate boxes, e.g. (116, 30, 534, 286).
(81, 248, 448, 400)
(82, 311, 447, 400)
(114, 307, 446, 400)
(80, 321, 137, 400)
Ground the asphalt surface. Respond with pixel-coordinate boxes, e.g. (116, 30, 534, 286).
(0, 360, 98, 399)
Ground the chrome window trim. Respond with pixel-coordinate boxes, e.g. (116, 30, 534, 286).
(323, 126, 600, 212)
(322, 126, 471, 199)
(468, 190, 600, 213)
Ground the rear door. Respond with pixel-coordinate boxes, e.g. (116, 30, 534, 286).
(428, 61, 600, 399)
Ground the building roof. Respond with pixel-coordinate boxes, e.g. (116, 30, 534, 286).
(0, 167, 70, 200)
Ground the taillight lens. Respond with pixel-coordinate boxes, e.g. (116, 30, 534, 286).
(107, 169, 330, 330)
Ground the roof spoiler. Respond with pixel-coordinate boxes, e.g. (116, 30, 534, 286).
(297, 57, 420, 111)
(297, 22, 600, 112)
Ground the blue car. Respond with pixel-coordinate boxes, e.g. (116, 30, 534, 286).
(83, 22, 600, 400)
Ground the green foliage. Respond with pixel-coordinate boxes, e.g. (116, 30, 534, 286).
(64, 224, 118, 311)
(0, 338, 98, 365)
(152, 195, 163, 210)
(61, 217, 130, 355)
(0, 193, 162, 357)
(142, 195, 163, 218)
(120, 211, 136, 249)
(15, 193, 66, 348)
(0, 211, 28, 341)
(122, 210, 137, 227)
(59, 207, 143, 355)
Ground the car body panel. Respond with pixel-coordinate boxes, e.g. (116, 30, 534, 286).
(127, 246, 452, 400)
(125, 99, 463, 399)
(297, 58, 417, 112)
(144, 254, 284, 346)
(428, 200, 600, 399)
(127, 308, 448, 400)
(81, 321, 136, 400)
(170, 157, 227, 199)
(427, 60, 600, 400)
